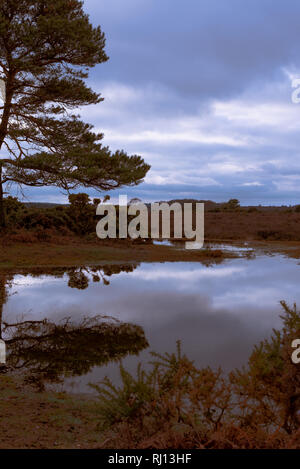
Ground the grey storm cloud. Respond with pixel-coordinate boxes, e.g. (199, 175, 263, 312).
(86, 0, 300, 99)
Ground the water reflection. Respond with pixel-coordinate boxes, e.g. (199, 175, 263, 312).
(154, 240, 255, 255)
(2, 253, 300, 392)
(0, 266, 148, 388)
(3, 315, 148, 390)
(0, 274, 11, 367)
(16, 263, 139, 290)
(65, 265, 139, 289)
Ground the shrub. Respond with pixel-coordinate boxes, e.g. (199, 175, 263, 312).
(222, 199, 240, 211)
(3, 196, 26, 227)
(68, 193, 96, 235)
(93, 303, 300, 448)
(257, 230, 282, 240)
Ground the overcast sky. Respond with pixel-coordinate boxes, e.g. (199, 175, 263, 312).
(19, 0, 300, 205)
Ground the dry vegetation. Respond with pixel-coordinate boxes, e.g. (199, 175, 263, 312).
(0, 239, 234, 270)
(205, 208, 300, 242)
(3, 196, 300, 268)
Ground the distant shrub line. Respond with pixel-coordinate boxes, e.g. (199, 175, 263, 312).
(3, 195, 300, 243)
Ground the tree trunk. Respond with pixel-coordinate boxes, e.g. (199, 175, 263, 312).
(0, 164, 6, 229)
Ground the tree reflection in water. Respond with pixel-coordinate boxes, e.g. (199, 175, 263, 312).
(0, 264, 148, 390)
(66, 264, 138, 289)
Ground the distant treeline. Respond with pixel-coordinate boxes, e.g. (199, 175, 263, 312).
(4, 195, 300, 243)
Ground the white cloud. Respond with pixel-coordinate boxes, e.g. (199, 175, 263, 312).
(73, 76, 300, 203)
(145, 171, 220, 186)
(213, 100, 300, 130)
(102, 128, 246, 147)
(130, 266, 244, 282)
(242, 182, 263, 187)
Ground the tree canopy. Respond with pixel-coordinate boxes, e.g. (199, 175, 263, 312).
(0, 0, 150, 226)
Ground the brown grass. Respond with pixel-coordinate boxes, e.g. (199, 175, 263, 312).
(0, 238, 236, 271)
(0, 375, 100, 449)
(205, 209, 300, 241)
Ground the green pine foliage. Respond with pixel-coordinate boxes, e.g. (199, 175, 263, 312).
(0, 1, 150, 227)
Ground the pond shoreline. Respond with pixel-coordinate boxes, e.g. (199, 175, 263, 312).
(0, 240, 239, 271)
(2, 238, 300, 271)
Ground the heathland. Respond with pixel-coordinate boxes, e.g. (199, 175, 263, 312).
(2, 195, 300, 270)
(1, 195, 300, 449)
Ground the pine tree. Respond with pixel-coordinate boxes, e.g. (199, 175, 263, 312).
(0, 0, 150, 227)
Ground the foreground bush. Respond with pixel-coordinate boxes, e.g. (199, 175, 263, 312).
(92, 302, 300, 449)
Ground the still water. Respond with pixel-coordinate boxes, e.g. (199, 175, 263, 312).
(2, 251, 300, 392)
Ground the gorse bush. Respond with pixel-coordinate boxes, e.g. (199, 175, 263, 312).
(230, 301, 300, 434)
(90, 363, 160, 428)
(92, 303, 300, 449)
(3, 193, 141, 241)
(91, 343, 233, 446)
(3, 194, 97, 238)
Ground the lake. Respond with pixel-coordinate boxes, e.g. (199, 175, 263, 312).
(2, 249, 300, 392)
